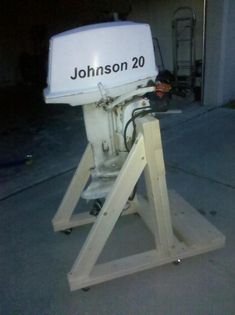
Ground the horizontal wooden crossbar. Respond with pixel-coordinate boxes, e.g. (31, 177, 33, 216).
(68, 190, 225, 290)
(52, 116, 225, 291)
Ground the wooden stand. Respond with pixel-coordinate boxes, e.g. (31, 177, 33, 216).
(52, 116, 225, 291)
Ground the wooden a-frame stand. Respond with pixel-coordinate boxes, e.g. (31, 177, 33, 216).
(52, 116, 225, 291)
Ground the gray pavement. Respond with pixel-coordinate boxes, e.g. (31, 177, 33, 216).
(0, 103, 235, 315)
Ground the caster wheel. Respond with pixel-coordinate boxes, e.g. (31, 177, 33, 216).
(89, 199, 103, 216)
(62, 228, 72, 235)
(82, 287, 90, 292)
(173, 259, 181, 265)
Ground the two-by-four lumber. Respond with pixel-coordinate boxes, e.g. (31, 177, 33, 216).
(53, 114, 225, 291)
(169, 190, 226, 248)
(136, 116, 174, 252)
(68, 134, 147, 281)
(69, 188, 225, 291)
(55, 201, 138, 230)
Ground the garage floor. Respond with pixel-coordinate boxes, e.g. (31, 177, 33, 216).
(0, 87, 235, 315)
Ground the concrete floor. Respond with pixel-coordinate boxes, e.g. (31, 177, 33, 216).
(0, 91, 235, 315)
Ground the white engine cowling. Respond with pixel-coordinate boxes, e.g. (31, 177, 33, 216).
(44, 21, 158, 106)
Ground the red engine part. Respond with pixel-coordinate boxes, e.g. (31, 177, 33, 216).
(156, 82, 172, 98)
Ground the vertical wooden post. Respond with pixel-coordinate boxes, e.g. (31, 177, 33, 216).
(136, 116, 174, 252)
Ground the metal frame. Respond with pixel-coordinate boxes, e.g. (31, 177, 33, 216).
(172, 7, 196, 90)
(52, 115, 225, 291)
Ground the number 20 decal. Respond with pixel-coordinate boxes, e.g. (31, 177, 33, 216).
(132, 56, 145, 69)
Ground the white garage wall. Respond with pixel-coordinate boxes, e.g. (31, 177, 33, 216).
(203, 0, 227, 106)
(129, 0, 204, 72)
(222, 0, 235, 103)
(203, 0, 235, 106)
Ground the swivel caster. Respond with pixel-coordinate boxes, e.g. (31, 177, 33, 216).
(62, 228, 73, 235)
(89, 199, 103, 216)
(173, 258, 181, 265)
